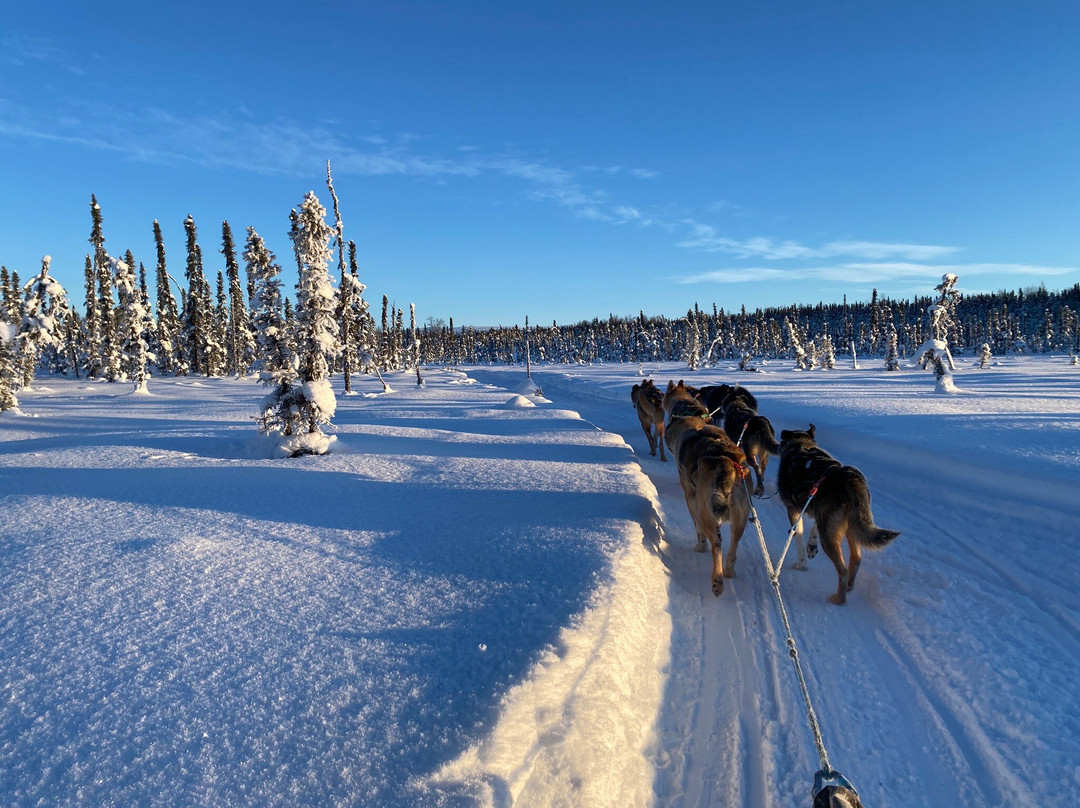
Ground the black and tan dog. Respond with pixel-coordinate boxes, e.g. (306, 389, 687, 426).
(663, 380, 751, 596)
(777, 425, 900, 604)
(722, 397, 781, 497)
(630, 380, 667, 461)
(696, 383, 758, 416)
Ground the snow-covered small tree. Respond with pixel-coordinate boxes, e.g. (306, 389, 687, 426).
(113, 255, 151, 392)
(820, 330, 836, 369)
(16, 256, 70, 388)
(785, 317, 809, 370)
(410, 302, 423, 386)
(0, 321, 18, 411)
(246, 227, 291, 375)
(683, 308, 701, 370)
(977, 342, 993, 368)
(259, 191, 339, 456)
(884, 324, 900, 371)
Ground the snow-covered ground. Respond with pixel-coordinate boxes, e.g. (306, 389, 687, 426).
(2, 357, 1078, 806)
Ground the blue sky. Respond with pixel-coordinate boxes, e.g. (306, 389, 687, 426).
(1, 1, 1077, 326)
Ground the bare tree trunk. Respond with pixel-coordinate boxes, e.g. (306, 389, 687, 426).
(326, 160, 351, 393)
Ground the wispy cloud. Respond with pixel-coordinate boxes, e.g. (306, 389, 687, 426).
(676, 225, 959, 262)
(677, 262, 1076, 285)
(0, 100, 664, 225)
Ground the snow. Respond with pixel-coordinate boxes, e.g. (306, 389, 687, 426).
(2, 358, 1079, 806)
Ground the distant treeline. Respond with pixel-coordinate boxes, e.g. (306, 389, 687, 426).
(423, 283, 1080, 366)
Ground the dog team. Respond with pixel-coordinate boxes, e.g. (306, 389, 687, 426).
(631, 378, 899, 604)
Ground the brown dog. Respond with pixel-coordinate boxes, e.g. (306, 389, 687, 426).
(777, 425, 900, 604)
(662, 380, 751, 596)
(630, 380, 666, 461)
(722, 397, 781, 497)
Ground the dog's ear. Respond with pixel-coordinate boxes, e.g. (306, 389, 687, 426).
(666, 380, 675, 392)
(808, 423, 816, 439)
(677, 380, 684, 389)
(780, 429, 792, 441)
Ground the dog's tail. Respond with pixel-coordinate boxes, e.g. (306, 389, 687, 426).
(839, 466, 900, 548)
(754, 415, 781, 454)
(706, 456, 741, 520)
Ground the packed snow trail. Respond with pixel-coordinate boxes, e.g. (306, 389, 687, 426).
(467, 362, 1080, 808)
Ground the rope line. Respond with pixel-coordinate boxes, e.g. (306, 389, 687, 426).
(738, 470, 834, 775)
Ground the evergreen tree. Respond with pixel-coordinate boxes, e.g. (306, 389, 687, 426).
(259, 192, 339, 455)
(113, 256, 151, 392)
(978, 342, 993, 369)
(205, 271, 227, 376)
(410, 302, 423, 386)
(15, 256, 70, 388)
(245, 227, 291, 374)
(152, 220, 183, 375)
(884, 324, 900, 371)
(222, 221, 254, 375)
(0, 319, 18, 411)
(181, 215, 211, 375)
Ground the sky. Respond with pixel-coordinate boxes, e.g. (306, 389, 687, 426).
(1, 0, 1078, 327)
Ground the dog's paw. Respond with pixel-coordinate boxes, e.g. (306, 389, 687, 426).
(723, 567, 736, 579)
(712, 578, 724, 596)
(792, 560, 808, 571)
(807, 544, 818, 559)
(694, 541, 708, 553)
(754, 485, 765, 497)
(827, 592, 847, 606)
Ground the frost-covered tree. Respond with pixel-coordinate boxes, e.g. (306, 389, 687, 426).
(0, 320, 18, 411)
(16, 256, 70, 388)
(222, 221, 255, 376)
(683, 308, 701, 370)
(204, 271, 227, 377)
(113, 256, 150, 392)
(152, 221, 183, 375)
(410, 302, 423, 386)
(884, 324, 900, 371)
(918, 273, 960, 373)
(245, 227, 291, 374)
(785, 316, 809, 370)
(259, 192, 339, 455)
(978, 342, 993, 369)
(820, 329, 836, 369)
(181, 215, 212, 376)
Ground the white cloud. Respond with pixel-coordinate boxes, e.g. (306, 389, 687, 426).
(677, 261, 1077, 285)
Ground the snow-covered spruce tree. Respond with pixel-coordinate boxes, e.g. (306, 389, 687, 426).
(683, 308, 701, 370)
(260, 191, 339, 456)
(325, 161, 355, 393)
(204, 271, 227, 377)
(0, 320, 18, 412)
(152, 221, 183, 375)
(785, 317, 809, 370)
(917, 273, 960, 377)
(410, 302, 423, 386)
(821, 329, 836, 369)
(112, 255, 150, 392)
(245, 227, 291, 375)
(978, 342, 993, 369)
(222, 221, 254, 376)
(15, 256, 70, 389)
(181, 215, 211, 376)
(884, 324, 900, 370)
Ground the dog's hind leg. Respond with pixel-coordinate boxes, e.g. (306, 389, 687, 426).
(786, 506, 810, 571)
(819, 522, 850, 605)
(710, 524, 725, 596)
(657, 420, 667, 462)
(639, 414, 657, 456)
(724, 497, 749, 579)
(846, 539, 862, 592)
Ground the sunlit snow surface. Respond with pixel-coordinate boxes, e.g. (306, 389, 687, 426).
(2, 357, 1079, 807)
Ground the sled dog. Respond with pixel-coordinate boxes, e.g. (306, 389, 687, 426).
(777, 425, 900, 605)
(630, 380, 667, 461)
(662, 380, 751, 596)
(722, 397, 781, 497)
(696, 383, 758, 417)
